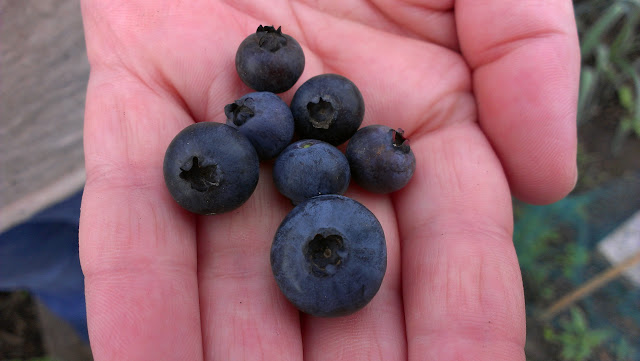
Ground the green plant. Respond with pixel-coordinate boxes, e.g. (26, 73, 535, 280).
(515, 228, 559, 286)
(557, 243, 591, 279)
(575, 0, 640, 153)
(613, 338, 637, 361)
(543, 307, 612, 361)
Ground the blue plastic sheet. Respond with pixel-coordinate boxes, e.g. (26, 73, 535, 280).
(0, 190, 87, 341)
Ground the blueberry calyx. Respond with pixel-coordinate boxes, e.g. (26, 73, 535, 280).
(224, 98, 255, 126)
(179, 156, 220, 192)
(307, 96, 336, 129)
(256, 25, 286, 52)
(392, 128, 411, 154)
(304, 232, 347, 277)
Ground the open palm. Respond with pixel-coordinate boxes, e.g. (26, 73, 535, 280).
(80, 1, 579, 360)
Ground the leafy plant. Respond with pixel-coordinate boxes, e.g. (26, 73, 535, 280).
(543, 307, 612, 361)
(613, 338, 637, 361)
(515, 228, 559, 286)
(575, 0, 640, 153)
(557, 243, 590, 279)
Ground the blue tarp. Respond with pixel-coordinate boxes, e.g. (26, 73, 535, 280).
(0, 190, 87, 341)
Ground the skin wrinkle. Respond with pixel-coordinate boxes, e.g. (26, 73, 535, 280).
(288, 1, 313, 56)
(294, 0, 411, 37)
(369, 0, 458, 48)
(421, 235, 521, 324)
(86, 6, 204, 123)
(84, 75, 189, 189)
(295, 0, 457, 46)
(81, 2, 131, 70)
(202, 277, 298, 360)
(466, 29, 568, 70)
(411, 334, 526, 361)
(301, 296, 406, 360)
(87, 259, 200, 360)
(364, 0, 428, 39)
(156, 63, 195, 122)
(404, 236, 525, 345)
(80, 186, 196, 275)
(409, 126, 501, 201)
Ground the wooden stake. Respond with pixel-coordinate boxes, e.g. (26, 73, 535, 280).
(540, 250, 640, 321)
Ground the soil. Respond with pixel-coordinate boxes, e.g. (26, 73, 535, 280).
(576, 92, 640, 194)
(0, 291, 45, 360)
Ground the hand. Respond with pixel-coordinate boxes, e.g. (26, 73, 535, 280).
(79, 1, 580, 360)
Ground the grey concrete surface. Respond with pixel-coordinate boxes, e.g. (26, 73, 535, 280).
(0, 0, 88, 233)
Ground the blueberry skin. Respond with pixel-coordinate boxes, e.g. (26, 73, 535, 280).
(290, 74, 365, 146)
(346, 125, 416, 193)
(273, 139, 351, 205)
(235, 25, 305, 94)
(163, 122, 259, 215)
(271, 195, 387, 317)
(225, 92, 294, 160)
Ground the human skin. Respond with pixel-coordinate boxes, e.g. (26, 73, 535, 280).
(79, 1, 580, 360)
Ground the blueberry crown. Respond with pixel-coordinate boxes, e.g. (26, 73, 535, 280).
(392, 128, 411, 154)
(256, 25, 287, 52)
(257, 25, 282, 34)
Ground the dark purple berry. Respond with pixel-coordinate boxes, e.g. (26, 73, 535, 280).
(273, 139, 350, 205)
(235, 25, 305, 93)
(290, 74, 365, 146)
(163, 122, 259, 214)
(346, 125, 416, 193)
(271, 195, 387, 317)
(225, 92, 294, 160)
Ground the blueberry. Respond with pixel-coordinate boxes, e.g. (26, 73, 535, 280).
(235, 25, 305, 93)
(225, 92, 294, 160)
(273, 139, 350, 205)
(290, 74, 365, 146)
(163, 122, 259, 215)
(270, 195, 387, 317)
(346, 125, 416, 193)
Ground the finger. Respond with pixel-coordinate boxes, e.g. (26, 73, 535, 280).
(197, 165, 304, 361)
(79, 70, 203, 360)
(300, 187, 406, 361)
(396, 123, 526, 361)
(456, 0, 581, 204)
(281, 7, 472, 360)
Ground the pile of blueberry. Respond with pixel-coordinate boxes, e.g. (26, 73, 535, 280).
(163, 25, 416, 317)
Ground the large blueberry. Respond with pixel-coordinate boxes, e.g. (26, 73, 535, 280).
(225, 92, 294, 160)
(235, 25, 305, 94)
(290, 74, 365, 146)
(270, 195, 387, 317)
(163, 122, 259, 215)
(346, 125, 416, 193)
(273, 139, 350, 205)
